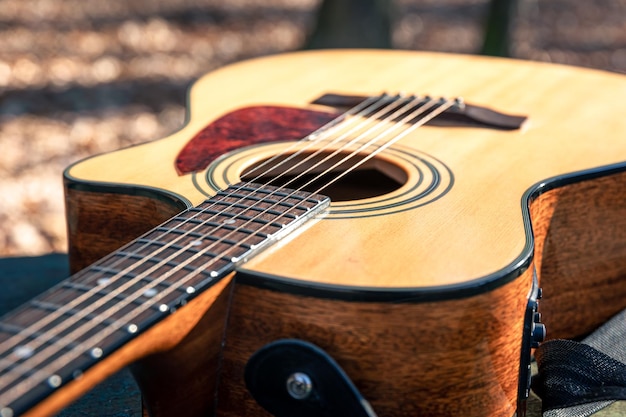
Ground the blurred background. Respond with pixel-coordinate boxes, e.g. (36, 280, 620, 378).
(1, 0, 626, 257)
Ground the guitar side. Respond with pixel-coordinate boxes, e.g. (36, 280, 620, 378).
(59, 50, 626, 417)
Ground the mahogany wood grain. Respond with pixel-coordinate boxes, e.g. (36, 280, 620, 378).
(216, 269, 533, 417)
(64, 184, 187, 273)
(529, 170, 626, 339)
(129, 278, 233, 417)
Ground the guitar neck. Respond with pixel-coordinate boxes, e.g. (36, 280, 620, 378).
(0, 182, 329, 416)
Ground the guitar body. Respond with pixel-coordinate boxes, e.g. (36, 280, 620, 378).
(60, 50, 626, 417)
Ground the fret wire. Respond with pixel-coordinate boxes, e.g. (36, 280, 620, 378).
(63, 281, 172, 307)
(186, 210, 280, 229)
(0, 95, 378, 370)
(158, 225, 270, 242)
(137, 235, 256, 253)
(223, 191, 310, 211)
(78, 263, 191, 294)
(1, 93, 444, 406)
(29, 301, 119, 329)
(0, 323, 79, 353)
(0, 184, 328, 403)
(119, 249, 224, 274)
(208, 201, 293, 219)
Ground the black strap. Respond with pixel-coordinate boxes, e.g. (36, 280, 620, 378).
(533, 340, 626, 408)
(533, 309, 626, 416)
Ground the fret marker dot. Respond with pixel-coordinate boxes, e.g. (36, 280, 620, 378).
(223, 218, 236, 224)
(90, 347, 103, 359)
(127, 324, 138, 334)
(1, 407, 14, 417)
(186, 286, 196, 294)
(210, 271, 218, 278)
(159, 304, 169, 312)
(143, 288, 158, 298)
(191, 239, 202, 246)
(13, 345, 34, 359)
(97, 278, 110, 286)
(48, 374, 62, 388)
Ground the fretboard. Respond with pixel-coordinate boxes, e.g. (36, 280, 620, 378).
(0, 182, 329, 416)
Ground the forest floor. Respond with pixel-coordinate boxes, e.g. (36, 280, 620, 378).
(2, 0, 626, 256)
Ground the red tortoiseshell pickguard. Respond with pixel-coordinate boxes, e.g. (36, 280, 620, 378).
(175, 106, 338, 175)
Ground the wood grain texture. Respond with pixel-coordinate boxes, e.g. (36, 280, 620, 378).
(64, 184, 188, 273)
(129, 278, 233, 417)
(216, 269, 533, 417)
(529, 170, 626, 340)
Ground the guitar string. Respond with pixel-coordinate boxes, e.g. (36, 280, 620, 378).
(0, 96, 448, 402)
(0, 96, 453, 405)
(228, 94, 388, 181)
(0, 94, 402, 374)
(234, 94, 401, 184)
(0, 96, 418, 403)
(311, 99, 454, 195)
(0, 94, 388, 359)
(14, 96, 443, 376)
(238, 94, 411, 189)
(259, 95, 434, 193)
(0, 96, 452, 402)
(0, 95, 391, 377)
(0, 94, 405, 400)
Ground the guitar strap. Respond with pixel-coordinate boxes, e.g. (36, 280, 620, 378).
(532, 308, 626, 417)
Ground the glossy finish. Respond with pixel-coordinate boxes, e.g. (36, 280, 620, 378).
(35, 50, 626, 416)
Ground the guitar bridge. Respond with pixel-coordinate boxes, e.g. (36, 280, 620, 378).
(311, 93, 527, 130)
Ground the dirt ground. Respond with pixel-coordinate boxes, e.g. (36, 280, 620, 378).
(2, 0, 626, 256)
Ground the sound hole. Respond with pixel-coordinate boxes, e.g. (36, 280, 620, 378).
(241, 152, 407, 202)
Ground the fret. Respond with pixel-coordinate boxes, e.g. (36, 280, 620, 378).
(162, 219, 274, 245)
(113, 250, 201, 272)
(114, 248, 231, 284)
(214, 193, 312, 217)
(71, 266, 174, 298)
(141, 232, 255, 250)
(173, 209, 277, 228)
(22, 300, 111, 345)
(200, 202, 292, 221)
(63, 279, 176, 310)
(70, 267, 179, 299)
(0, 182, 329, 415)
(0, 323, 79, 352)
(29, 300, 119, 329)
(211, 200, 288, 217)
(148, 221, 265, 246)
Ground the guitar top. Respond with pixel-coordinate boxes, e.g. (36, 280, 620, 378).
(66, 49, 626, 295)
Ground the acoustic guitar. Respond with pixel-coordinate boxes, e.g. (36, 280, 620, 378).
(1, 50, 626, 417)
